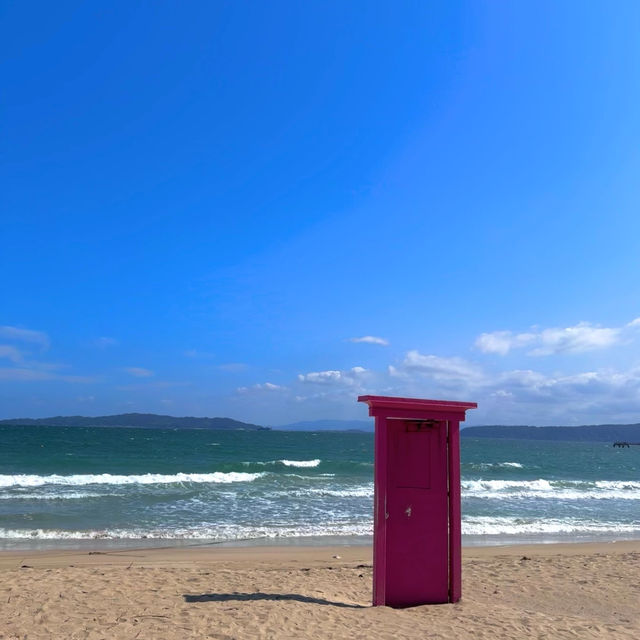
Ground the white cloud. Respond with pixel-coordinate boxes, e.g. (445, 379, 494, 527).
(491, 389, 513, 398)
(298, 366, 369, 386)
(261, 382, 283, 390)
(398, 351, 482, 381)
(531, 324, 621, 355)
(0, 326, 50, 349)
(223, 340, 640, 425)
(475, 318, 640, 356)
(298, 370, 341, 384)
(349, 336, 389, 346)
(237, 382, 286, 394)
(474, 331, 536, 355)
(124, 367, 154, 378)
(483, 367, 640, 421)
(386, 350, 640, 424)
(0, 345, 24, 363)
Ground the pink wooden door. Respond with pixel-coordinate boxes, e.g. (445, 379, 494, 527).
(385, 419, 449, 607)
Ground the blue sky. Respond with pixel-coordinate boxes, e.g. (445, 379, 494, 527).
(3, 2, 640, 425)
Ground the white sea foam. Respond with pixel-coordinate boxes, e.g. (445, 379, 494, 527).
(595, 480, 640, 490)
(0, 492, 105, 500)
(242, 459, 321, 468)
(0, 522, 373, 541)
(0, 472, 265, 488)
(298, 486, 374, 498)
(280, 459, 321, 467)
(462, 516, 640, 536)
(3, 516, 638, 541)
(280, 474, 327, 481)
(467, 462, 524, 470)
(461, 478, 640, 500)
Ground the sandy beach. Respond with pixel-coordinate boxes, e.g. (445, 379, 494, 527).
(0, 540, 638, 639)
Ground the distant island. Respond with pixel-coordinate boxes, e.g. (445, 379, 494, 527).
(462, 423, 640, 442)
(0, 413, 268, 431)
(3, 414, 639, 441)
(275, 419, 373, 432)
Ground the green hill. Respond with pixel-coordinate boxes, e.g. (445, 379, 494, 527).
(461, 423, 640, 442)
(0, 413, 267, 430)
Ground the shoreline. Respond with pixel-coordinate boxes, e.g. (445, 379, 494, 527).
(2, 530, 640, 553)
(2, 537, 639, 568)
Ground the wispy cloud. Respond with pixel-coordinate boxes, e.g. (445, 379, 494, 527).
(349, 336, 389, 346)
(475, 318, 640, 356)
(123, 367, 154, 378)
(237, 382, 286, 394)
(94, 337, 118, 348)
(117, 380, 190, 391)
(0, 327, 92, 383)
(391, 351, 483, 381)
(0, 345, 24, 363)
(0, 368, 94, 383)
(218, 363, 248, 372)
(0, 326, 50, 349)
(184, 349, 217, 359)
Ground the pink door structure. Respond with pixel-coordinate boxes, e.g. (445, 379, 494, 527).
(358, 395, 477, 608)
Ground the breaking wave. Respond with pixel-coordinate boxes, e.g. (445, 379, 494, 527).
(4, 516, 638, 541)
(462, 516, 640, 536)
(0, 472, 265, 488)
(462, 478, 640, 500)
(0, 522, 373, 541)
(0, 491, 105, 500)
(466, 462, 524, 470)
(242, 459, 322, 468)
(294, 486, 374, 498)
(280, 459, 321, 467)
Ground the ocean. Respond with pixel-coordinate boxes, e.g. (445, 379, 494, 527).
(1, 425, 639, 550)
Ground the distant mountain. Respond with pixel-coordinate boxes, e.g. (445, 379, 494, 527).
(0, 413, 267, 431)
(275, 419, 373, 432)
(462, 423, 640, 442)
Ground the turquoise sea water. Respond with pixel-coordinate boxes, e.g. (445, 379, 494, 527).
(1, 426, 639, 550)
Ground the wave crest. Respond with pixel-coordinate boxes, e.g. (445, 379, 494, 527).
(0, 472, 265, 488)
(462, 516, 640, 536)
(462, 478, 640, 500)
(280, 459, 321, 468)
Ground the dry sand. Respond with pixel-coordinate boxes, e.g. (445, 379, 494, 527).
(1, 540, 639, 639)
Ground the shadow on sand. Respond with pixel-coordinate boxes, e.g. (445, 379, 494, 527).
(183, 592, 367, 609)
